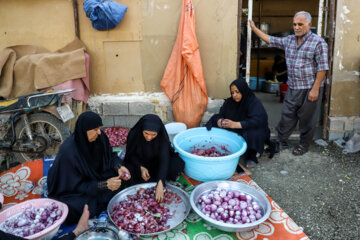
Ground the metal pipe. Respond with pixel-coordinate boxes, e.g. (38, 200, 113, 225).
(317, 0, 325, 36)
(237, 0, 243, 79)
(245, 0, 253, 85)
(256, 0, 262, 90)
(322, 0, 336, 139)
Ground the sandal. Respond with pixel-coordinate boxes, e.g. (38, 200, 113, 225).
(292, 145, 308, 156)
(246, 160, 257, 168)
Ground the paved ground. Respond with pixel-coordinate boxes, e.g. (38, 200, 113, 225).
(249, 140, 360, 240)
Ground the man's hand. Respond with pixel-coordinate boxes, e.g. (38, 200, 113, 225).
(140, 166, 150, 181)
(249, 20, 256, 30)
(106, 176, 122, 191)
(155, 180, 164, 203)
(118, 166, 131, 180)
(308, 88, 319, 102)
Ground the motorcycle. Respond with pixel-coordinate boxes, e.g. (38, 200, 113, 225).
(0, 89, 76, 168)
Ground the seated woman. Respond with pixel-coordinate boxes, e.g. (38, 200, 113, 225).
(206, 79, 275, 168)
(124, 114, 185, 202)
(47, 111, 131, 224)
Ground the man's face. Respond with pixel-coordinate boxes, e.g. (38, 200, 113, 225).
(293, 14, 311, 37)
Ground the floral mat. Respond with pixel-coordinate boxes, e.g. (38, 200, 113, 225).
(141, 173, 309, 240)
(0, 158, 309, 240)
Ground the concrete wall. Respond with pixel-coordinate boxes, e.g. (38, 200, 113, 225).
(0, 0, 238, 99)
(327, 0, 360, 139)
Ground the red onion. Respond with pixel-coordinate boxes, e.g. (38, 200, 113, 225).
(110, 187, 182, 234)
(104, 127, 129, 147)
(0, 202, 62, 237)
(198, 187, 263, 224)
(190, 146, 231, 157)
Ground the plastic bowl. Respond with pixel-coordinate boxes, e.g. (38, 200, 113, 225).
(0, 198, 68, 240)
(173, 127, 247, 182)
(165, 122, 187, 143)
(190, 181, 271, 232)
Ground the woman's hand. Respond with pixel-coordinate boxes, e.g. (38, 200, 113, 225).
(222, 119, 242, 129)
(118, 166, 131, 180)
(155, 180, 164, 203)
(140, 166, 150, 181)
(217, 118, 224, 128)
(106, 176, 122, 191)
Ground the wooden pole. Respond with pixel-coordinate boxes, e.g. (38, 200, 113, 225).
(322, 0, 336, 139)
(73, 0, 80, 38)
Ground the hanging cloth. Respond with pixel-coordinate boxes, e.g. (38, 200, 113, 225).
(160, 0, 208, 128)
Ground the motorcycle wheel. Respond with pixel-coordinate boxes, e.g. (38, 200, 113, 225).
(13, 112, 70, 162)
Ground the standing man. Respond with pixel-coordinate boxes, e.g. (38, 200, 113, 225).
(250, 11, 329, 155)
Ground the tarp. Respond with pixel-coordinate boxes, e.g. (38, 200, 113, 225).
(161, 0, 208, 128)
(0, 38, 87, 99)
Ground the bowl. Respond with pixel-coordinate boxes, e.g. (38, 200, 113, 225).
(0, 198, 68, 240)
(173, 127, 247, 182)
(190, 181, 271, 232)
(165, 122, 187, 144)
(107, 182, 191, 237)
(75, 227, 120, 240)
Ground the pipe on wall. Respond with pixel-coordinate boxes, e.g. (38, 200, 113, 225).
(245, 0, 253, 85)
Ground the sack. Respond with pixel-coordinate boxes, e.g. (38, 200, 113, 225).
(83, 0, 128, 31)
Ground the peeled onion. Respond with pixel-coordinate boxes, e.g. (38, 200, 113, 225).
(198, 187, 263, 224)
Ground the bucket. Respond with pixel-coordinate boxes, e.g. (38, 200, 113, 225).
(165, 122, 187, 143)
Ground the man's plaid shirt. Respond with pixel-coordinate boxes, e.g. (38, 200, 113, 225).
(270, 31, 329, 89)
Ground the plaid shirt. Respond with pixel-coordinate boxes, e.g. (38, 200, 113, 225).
(270, 31, 329, 89)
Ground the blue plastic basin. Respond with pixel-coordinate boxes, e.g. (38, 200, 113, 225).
(173, 127, 247, 182)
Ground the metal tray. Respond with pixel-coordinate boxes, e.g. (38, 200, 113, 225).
(107, 182, 191, 237)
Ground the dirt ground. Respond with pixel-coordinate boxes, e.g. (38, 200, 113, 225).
(250, 140, 360, 240)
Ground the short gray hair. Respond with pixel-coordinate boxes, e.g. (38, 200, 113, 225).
(294, 11, 312, 23)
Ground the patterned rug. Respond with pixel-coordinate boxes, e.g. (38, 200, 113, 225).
(0, 159, 309, 240)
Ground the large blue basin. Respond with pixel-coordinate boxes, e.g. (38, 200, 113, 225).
(173, 127, 247, 182)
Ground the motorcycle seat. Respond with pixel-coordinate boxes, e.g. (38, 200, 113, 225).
(0, 98, 18, 108)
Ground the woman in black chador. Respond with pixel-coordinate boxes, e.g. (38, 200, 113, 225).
(206, 79, 276, 168)
(124, 114, 184, 203)
(47, 111, 131, 224)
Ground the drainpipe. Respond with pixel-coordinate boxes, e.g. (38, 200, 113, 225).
(317, 0, 325, 36)
(322, 0, 336, 139)
(245, 0, 253, 85)
(237, 0, 243, 79)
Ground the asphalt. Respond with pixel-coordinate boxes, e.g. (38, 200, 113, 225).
(249, 140, 360, 240)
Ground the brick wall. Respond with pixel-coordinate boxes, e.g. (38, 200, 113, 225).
(87, 93, 224, 129)
(328, 116, 360, 140)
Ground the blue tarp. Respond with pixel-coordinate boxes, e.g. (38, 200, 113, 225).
(83, 0, 128, 31)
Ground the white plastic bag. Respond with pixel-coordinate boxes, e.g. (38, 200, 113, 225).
(343, 133, 360, 153)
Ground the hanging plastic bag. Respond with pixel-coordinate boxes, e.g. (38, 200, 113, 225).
(83, 0, 128, 31)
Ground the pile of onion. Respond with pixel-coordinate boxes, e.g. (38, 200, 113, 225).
(104, 127, 129, 147)
(191, 146, 230, 157)
(0, 202, 62, 237)
(110, 187, 182, 234)
(198, 187, 263, 224)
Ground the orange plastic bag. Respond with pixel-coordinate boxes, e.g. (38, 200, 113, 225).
(161, 0, 208, 128)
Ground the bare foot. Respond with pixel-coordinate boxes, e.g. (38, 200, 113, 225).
(73, 204, 90, 236)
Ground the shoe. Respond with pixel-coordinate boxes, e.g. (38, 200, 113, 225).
(279, 141, 289, 150)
